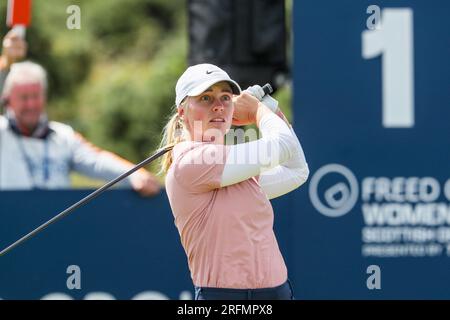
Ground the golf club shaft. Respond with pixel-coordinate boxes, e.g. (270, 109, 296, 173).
(0, 83, 273, 257)
(262, 83, 273, 96)
(0, 144, 174, 257)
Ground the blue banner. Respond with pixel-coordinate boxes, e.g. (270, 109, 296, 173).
(293, 0, 450, 298)
(0, 190, 294, 299)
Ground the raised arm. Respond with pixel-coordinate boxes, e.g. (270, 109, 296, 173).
(0, 30, 27, 95)
(220, 94, 304, 187)
(257, 108, 309, 199)
(221, 94, 309, 198)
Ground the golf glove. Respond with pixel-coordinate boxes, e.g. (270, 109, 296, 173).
(245, 85, 279, 113)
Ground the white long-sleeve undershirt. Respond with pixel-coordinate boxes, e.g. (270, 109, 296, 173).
(220, 112, 309, 199)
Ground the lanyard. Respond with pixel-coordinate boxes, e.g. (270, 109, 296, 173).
(16, 137, 50, 189)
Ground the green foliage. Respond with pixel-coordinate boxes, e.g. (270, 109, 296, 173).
(76, 27, 187, 163)
(0, 0, 293, 185)
(2, 0, 185, 159)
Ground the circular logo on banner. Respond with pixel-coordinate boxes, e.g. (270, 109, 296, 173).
(309, 164, 359, 218)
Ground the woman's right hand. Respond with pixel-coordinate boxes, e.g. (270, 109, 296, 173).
(232, 92, 273, 127)
(232, 92, 261, 126)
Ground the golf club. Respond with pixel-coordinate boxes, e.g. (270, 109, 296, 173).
(0, 143, 174, 257)
(0, 83, 273, 257)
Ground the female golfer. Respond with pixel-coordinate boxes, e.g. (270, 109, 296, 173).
(161, 64, 309, 300)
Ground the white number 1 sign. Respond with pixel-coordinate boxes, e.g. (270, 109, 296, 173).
(362, 8, 415, 128)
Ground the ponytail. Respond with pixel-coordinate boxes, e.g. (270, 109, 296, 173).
(158, 107, 185, 175)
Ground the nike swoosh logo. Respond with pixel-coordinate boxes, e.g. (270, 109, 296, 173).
(206, 70, 215, 74)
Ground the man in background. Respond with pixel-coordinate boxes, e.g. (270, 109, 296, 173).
(0, 30, 161, 195)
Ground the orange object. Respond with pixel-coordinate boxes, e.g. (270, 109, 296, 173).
(6, 0, 32, 27)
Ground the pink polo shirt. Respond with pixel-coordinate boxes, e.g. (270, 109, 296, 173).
(165, 141, 287, 289)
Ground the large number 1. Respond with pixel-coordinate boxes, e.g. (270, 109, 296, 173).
(362, 8, 414, 128)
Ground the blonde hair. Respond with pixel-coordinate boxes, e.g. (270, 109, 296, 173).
(158, 102, 187, 175)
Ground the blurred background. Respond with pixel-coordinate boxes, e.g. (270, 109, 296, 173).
(0, 0, 293, 187)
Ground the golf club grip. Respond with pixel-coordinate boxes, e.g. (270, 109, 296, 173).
(0, 144, 174, 257)
(262, 83, 274, 96)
